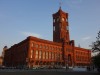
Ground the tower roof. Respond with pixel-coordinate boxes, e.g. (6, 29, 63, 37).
(53, 7, 68, 16)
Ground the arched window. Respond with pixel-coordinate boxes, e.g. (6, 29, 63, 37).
(31, 50, 33, 58)
(66, 26, 69, 30)
(53, 19, 55, 23)
(66, 18, 68, 22)
(53, 26, 55, 31)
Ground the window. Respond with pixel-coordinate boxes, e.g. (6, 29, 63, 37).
(31, 50, 33, 58)
(60, 54, 62, 60)
(36, 50, 38, 55)
(57, 18, 59, 22)
(53, 19, 55, 23)
(57, 53, 60, 60)
(49, 46, 51, 50)
(52, 53, 54, 59)
(32, 43, 34, 47)
(35, 50, 38, 59)
(51, 47, 53, 50)
(52, 47, 54, 50)
(44, 46, 46, 49)
(46, 46, 48, 49)
(55, 47, 57, 50)
(43, 51, 45, 59)
(39, 45, 42, 48)
(46, 52, 48, 59)
(53, 26, 55, 31)
(55, 53, 57, 60)
(39, 50, 42, 59)
(66, 26, 69, 30)
(36, 44, 38, 48)
(66, 18, 68, 22)
(49, 52, 51, 59)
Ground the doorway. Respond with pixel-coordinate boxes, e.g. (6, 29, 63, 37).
(68, 54, 72, 66)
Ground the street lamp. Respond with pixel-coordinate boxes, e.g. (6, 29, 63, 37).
(64, 55, 69, 69)
(56, 54, 60, 68)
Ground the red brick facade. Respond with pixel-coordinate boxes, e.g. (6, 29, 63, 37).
(3, 8, 91, 68)
(0, 56, 3, 66)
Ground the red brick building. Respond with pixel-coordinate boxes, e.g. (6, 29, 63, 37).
(0, 56, 3, 66)
(3, 8, 91, 68)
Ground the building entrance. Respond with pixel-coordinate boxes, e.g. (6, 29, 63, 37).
(68, 54, 72, 67)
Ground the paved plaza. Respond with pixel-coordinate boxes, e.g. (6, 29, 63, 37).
(0, 69, 99, 75)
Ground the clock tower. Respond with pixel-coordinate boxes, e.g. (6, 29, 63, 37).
(53, 7, 70, 43)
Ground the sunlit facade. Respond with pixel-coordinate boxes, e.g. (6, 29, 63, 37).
(3, 8, 91, 68)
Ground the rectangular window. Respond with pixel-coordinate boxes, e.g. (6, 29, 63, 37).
(36, 44, 38, 48)
(31, 50, 33, 58)
(35, 50, 38, 59)
(44, 46, 46, 49)
(53, 26, 55, 31)
(46, 52, 48, 59)
(43, 51, 45, 59)
(55, 53, 57, 60)
(46, 46, 49, 49)
(39, 50, 42, 59)
(52, 53, 54, 59)
(49, 52, 51, 59)
(39, 45, 42, 48)
(32, 43, 34, 47)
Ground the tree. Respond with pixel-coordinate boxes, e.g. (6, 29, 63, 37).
(92, 31, 100, 52)
(92, 54, 100, 67)
(91, 31, 100, 69)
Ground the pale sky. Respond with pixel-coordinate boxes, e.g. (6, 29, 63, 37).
(0, 0, 100, 55)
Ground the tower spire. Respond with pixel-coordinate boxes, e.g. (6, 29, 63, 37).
(78, 44, 81, 48)
(59, 0, 62, 9)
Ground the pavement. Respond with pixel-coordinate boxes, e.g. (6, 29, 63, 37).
(0, 69, 99, 75)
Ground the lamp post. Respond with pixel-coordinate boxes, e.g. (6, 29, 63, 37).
(56, 54, 60, 68)
(26, 58, 30, 68)
(64, 56, 67, 66)
(64, 55, 69, 69)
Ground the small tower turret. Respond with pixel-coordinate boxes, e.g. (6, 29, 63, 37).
(2, 46, 8, 58)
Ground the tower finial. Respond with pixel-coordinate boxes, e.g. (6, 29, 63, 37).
(78, 44, 81, 48)
(59, 0, 62, 9)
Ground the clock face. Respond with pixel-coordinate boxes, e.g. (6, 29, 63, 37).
(62, 18, 65, 21)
